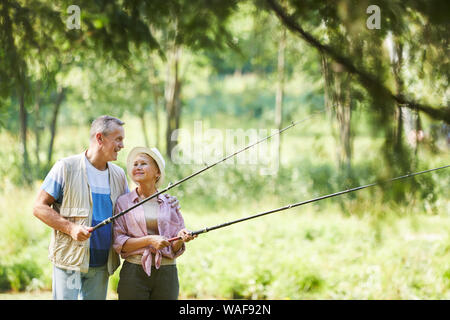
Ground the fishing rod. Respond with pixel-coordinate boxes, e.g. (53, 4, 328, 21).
(91, 110, 326, 232)
(167, 164, 449, 242)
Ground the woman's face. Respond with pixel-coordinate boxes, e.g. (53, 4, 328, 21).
(131, 153, 160, 186)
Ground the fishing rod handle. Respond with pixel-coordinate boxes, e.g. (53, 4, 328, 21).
(167, 229, 206, 242)
(90, 217, 112, 232)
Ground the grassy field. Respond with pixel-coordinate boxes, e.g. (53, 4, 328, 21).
(178, 202, 450, 299)
(0, 290, 116, 300)
(1, 181, 449, 300)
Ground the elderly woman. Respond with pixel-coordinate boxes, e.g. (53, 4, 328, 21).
(113, 146, 195, 300)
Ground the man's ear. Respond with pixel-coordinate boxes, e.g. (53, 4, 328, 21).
(95, 132, 103, 145)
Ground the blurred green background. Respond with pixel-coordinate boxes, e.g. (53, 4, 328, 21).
(0, 0, 449, 299)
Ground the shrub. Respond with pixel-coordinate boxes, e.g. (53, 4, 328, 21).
(0, 260, 43, 292)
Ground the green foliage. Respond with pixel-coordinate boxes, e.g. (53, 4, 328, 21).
(0, 181, 52, 292)
(0, 260, 43, 292)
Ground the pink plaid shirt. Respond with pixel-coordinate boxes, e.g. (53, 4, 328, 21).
(113, 188, 186, 276)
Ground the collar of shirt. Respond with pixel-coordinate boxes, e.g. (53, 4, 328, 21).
(129, 187, 164, 205)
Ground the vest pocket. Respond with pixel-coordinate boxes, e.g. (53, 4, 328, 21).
(53, 230, 88, 266)
(53, 212, 89, 267)
(59, 208, 90, 218)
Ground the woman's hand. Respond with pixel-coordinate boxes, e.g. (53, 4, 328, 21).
(164, 194, 181, 210)
(177, 228, 197, 243)
(147, 235, 170, 250)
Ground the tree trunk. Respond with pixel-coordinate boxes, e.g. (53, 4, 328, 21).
(47, 86, 65, 166)
(165, 46, 182, 160)
(321, 55, 352, 174)
(334, 77, 352, 174)
(138, 104, 150, 146)
(389, 35, 421, 170)
(275, 28, 286, 158)
(149, 65, 161, 150)
(321, 53, 338, 116)
(34, 81, 42, 170)
(153, 89, 161, 150)
(18, 86, 32, 184)
(391, 37, 405, 149)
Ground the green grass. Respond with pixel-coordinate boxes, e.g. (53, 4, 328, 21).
(3, 179, 448, 299)
(175, 204, 450, 299)
(0, 290, 118, 300)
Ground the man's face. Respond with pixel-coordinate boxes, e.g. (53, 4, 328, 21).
(99, 124, 125, 161)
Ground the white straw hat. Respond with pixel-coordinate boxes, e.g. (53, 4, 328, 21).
(127, 147, 165, 188)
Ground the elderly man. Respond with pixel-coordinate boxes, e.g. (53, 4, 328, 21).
(33, 115, 178, 300)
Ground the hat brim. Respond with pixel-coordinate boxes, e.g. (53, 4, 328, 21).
(127, 147, 165, 188)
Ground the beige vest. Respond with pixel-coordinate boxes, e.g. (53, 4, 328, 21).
(48, 152, 127, 274)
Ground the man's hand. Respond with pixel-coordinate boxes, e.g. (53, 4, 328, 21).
(164, 194, 181, 210)
(34, 189, 92, 240)
(70, 225, 93, 241)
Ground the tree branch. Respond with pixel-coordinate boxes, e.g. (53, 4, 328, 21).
(266, 0, 450, 123)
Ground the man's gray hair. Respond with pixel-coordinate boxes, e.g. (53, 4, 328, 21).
(90, 115, 124, 139)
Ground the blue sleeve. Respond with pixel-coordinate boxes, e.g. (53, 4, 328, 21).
(41, 160, 64, 202)
(125, 179, 130, 193)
